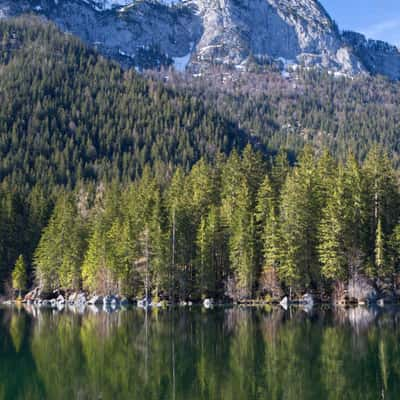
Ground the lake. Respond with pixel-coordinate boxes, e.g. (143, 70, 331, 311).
(0, 304, 399, 400)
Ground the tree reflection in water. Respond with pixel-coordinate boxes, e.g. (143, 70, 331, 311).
(0, 305, 400, 400)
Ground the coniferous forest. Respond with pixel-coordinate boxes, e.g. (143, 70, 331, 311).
(2, 17, 400, 301)
(3, 145, 400, 301)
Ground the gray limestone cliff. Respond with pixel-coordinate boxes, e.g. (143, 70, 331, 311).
(0, 0, 399, 79)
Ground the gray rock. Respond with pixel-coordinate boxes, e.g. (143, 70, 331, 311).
(203, 298, 214, 309)
(301, 293, 314, 306)
(280, 296, 288, 310)
(103, 295, 119, 305)
(0, 0, 399, 79)
(88, 295, 103, 305)
(120, 297, 129, 306)
(138, 298, 151, 309)
(68, 292, 78, 304)
(76, 293, 87, 305)
(343, 31, 400, 81)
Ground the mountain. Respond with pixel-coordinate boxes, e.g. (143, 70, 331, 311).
(1, 0, 400, 79)
(3, 15, 400, 191)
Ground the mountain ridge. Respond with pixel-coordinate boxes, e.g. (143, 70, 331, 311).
(1, 0, 400, 79)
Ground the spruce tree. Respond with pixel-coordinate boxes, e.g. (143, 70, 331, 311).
(12, 255, 27, 297)
(279, 147, 322, 292)
(34, 194, 86, 291)
(229, 178, 255, 299)
(318, 167, 347, 281)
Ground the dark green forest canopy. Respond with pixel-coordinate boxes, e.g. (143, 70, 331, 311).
(159, 65, 400, 165)
(0, 17, 244, 190)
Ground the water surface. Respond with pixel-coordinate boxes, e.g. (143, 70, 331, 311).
(0, 305, 399, 400)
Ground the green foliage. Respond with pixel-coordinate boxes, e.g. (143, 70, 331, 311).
(3, 146, 400, 298)
(12, 255, 27, 293)
(229, 179, 256, 299)
(318, 167, 348, 281)
(2, 20, 400, 298)
(278, 148, 322, 290)
(0, 17, 244, 189)
(168, 67, 400, 167)
(34, 193, 86, 291)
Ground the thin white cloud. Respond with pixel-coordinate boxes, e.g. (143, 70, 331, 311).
(361, 18, 400, 45)
(363, 19, 400, 36)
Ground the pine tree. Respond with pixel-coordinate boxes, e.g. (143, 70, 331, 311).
(165, 168, 195, 300)
(240, 145, 265, 207)
(196, 216, 209, 298)
(279, 147, 322, 292)
(147, 190, 167, 299)
(363, 147, 400, 275)
(229, 179, 255, 299)
(318, 167, 347, 281)
(256, 175, 280, 292)
(34, 194, 86, 291)
(389, 224, 400, 278)
(263, 207, 281, 271)
(82, 218, 109, 293)
(255, 175, 275, 230)
(270, 150, 290, 196)
(12, 255, 27, 297)
(220, 150, 243, 228)
(195, 206, 226, 298)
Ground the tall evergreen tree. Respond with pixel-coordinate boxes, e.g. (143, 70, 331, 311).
(318, 167, 347, 281)
(34, 194, 86, 291)
(12, 255, 27, 297)
(229, 179, 256, 299)
(279, 147, 322, 292)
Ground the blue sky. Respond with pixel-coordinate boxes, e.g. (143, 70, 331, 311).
(320, 0, 400, 45)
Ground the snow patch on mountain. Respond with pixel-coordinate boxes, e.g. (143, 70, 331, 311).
(81, 0, 181, 11)
(81, 0, 131, 11)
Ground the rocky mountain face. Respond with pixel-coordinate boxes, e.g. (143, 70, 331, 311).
(342, 31, 400, 81)
(1, 0, 400, 79)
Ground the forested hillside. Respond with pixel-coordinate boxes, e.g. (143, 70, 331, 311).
(2, 17, 400, 300)
(0, 17, 243, 189)
(0, 16, 244, 291)
(161, 68, 400, 165)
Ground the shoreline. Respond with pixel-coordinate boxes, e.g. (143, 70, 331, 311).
(2, 297, 398, 309)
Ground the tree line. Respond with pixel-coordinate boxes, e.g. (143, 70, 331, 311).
(5, 145, 400, 301)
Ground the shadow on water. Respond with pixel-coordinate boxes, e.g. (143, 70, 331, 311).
(0, 305, 400, 400)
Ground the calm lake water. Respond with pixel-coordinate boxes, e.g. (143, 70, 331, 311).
(0, 305, 399, 400)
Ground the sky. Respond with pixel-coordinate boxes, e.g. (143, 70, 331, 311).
(320, 0, 400, 46)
